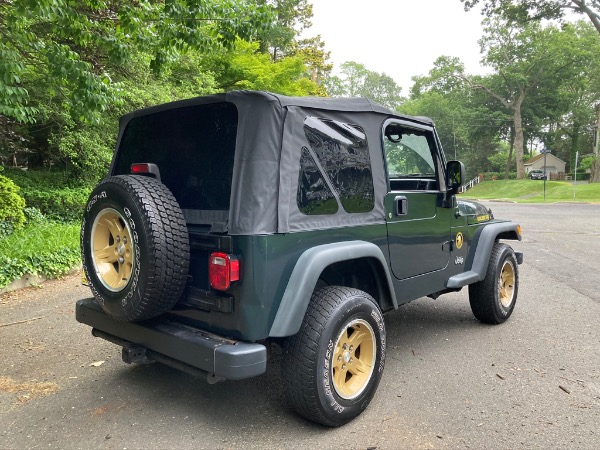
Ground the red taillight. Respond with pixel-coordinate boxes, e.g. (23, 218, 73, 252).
(209, 252, 240, 291)
(131, 163, 150, 174)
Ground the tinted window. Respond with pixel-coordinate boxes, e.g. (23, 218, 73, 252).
(114, 102, 238, 211)
(297, 146, 338, 215)
(301, 117, 374, 214)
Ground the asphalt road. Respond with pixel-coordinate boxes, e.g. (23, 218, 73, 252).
(1, 202, 599, 449)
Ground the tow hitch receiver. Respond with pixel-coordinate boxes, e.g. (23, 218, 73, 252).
(122, 345, 153, 364)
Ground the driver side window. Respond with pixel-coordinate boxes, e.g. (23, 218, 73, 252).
(384, 123, 438, 191)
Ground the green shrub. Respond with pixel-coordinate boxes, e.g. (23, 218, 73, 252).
(0, 172, 26, 237)
(569, 172, 590, 180)
(0, 221, 80, 288)
(1, 167, 95, 190)
(2, 167, 93, 222)
(23, 187, 90, 222)
(481, 171, 518, 180)
(23, 207, 46, 224)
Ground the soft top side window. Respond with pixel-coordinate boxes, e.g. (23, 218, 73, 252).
(298, 116, 375, 215)
(384, 123, 439, 191)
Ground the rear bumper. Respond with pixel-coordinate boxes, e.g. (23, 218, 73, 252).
(76, 298, 267, 380)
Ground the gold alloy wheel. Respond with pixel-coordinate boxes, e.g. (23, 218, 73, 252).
(332, 318, 376, 400)
(91, 208, 135, 292)
(499, 260, 515, 308)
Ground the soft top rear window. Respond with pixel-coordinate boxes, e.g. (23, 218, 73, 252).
(113, 102, 238, 212)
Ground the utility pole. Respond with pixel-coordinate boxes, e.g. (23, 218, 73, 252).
(591, 104, 600, 183)
(453, 116, 457, 160)
(542, 148, 551, 201)
(595, 103, 600, 157)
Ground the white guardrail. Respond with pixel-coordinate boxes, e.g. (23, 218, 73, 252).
(459, 175, 481, 194)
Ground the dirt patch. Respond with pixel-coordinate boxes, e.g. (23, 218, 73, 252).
(0, 376, 59, 404)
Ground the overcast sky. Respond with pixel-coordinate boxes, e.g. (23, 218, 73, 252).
(308, 0, 488, 94)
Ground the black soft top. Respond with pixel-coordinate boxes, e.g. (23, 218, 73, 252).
(115, 91, 436, 235)
(120, 91, 433, 125)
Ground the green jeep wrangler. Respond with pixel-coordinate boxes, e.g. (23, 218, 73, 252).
(76, 91, 523, 427)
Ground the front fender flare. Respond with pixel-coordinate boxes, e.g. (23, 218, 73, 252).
(446, 221, 522, 289)
(268, 241, 396, 338)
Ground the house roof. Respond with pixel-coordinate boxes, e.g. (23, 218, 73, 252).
(524, 153, 566, 166)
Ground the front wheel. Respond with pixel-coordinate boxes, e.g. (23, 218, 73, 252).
(469, 242, 519, 324)
(282, 286, 386, 427)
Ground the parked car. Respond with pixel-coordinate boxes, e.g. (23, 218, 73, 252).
(76, 91, 523, 427)
(529, 169, 546, 180)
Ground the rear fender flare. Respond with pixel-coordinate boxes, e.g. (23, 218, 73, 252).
(268, 241, 396, 337)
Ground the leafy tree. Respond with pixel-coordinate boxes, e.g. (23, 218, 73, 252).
(290, 35, 332, 95)
(256, 0, 313, 60)
(410, 56, 467, 98)
(461, 0, 600, 34)
(460, 1, 600, 181)
(0, 0, 273, 178)
(531, 22, 600, 174)
(253, 1, 331, 93)
(458, 19, 581, 178)
(201, 39, 321, 95)
(324, 62, 403, 110)
(408, 21, 600, 180)
(404, 56, 512, 178)
(0, 0, 271, 124)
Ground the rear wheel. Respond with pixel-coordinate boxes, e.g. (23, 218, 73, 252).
(282, 286, 386, 427)
(81, 175, 190, 322)
(469, 243, 518, 324)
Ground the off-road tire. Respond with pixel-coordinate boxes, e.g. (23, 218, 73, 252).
(282, 286, 386, 427)
(469, 242, 518, 324)
(81, 175, 190, 322)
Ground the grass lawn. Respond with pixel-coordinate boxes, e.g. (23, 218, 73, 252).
(460, 180, 600, 203)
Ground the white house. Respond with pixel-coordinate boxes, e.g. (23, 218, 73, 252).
(524, 153, 567, 177)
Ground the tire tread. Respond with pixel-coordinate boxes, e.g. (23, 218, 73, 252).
(469, 242, 517, 324)
(282, 286, 380, 427)
(84, 175, 190, 321)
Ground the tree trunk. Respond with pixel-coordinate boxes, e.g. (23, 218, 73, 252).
(571, 0, 600, 35)
(512, 90, 526, 179)
(590, 103, 600, 183)
(505, 125, 514, 179)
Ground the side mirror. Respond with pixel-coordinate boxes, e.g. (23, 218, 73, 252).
(446, 160, 465, 195)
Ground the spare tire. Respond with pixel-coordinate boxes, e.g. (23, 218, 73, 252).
(81, 175, 190, 322)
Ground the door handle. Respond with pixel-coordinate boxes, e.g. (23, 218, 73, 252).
(395, 196, 408, 216)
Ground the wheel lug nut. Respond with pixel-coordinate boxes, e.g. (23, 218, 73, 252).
(116, 236, 120, 242)
(342, 344, 347, 350)
(123, 237, 127, 244)
(118, 257, 124, 264)
(342, 364, 346, 370)
(337, 355, 342, 362)
(349, 345, 353, 351)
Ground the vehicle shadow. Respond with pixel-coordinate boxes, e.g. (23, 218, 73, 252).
(90, 293, 484, 420)
(68, 292, 507, 448)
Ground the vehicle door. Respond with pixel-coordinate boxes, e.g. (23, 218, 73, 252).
(383, 120, 450, 280)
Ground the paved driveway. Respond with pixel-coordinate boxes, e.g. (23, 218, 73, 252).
(1, 202, 599, 449)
